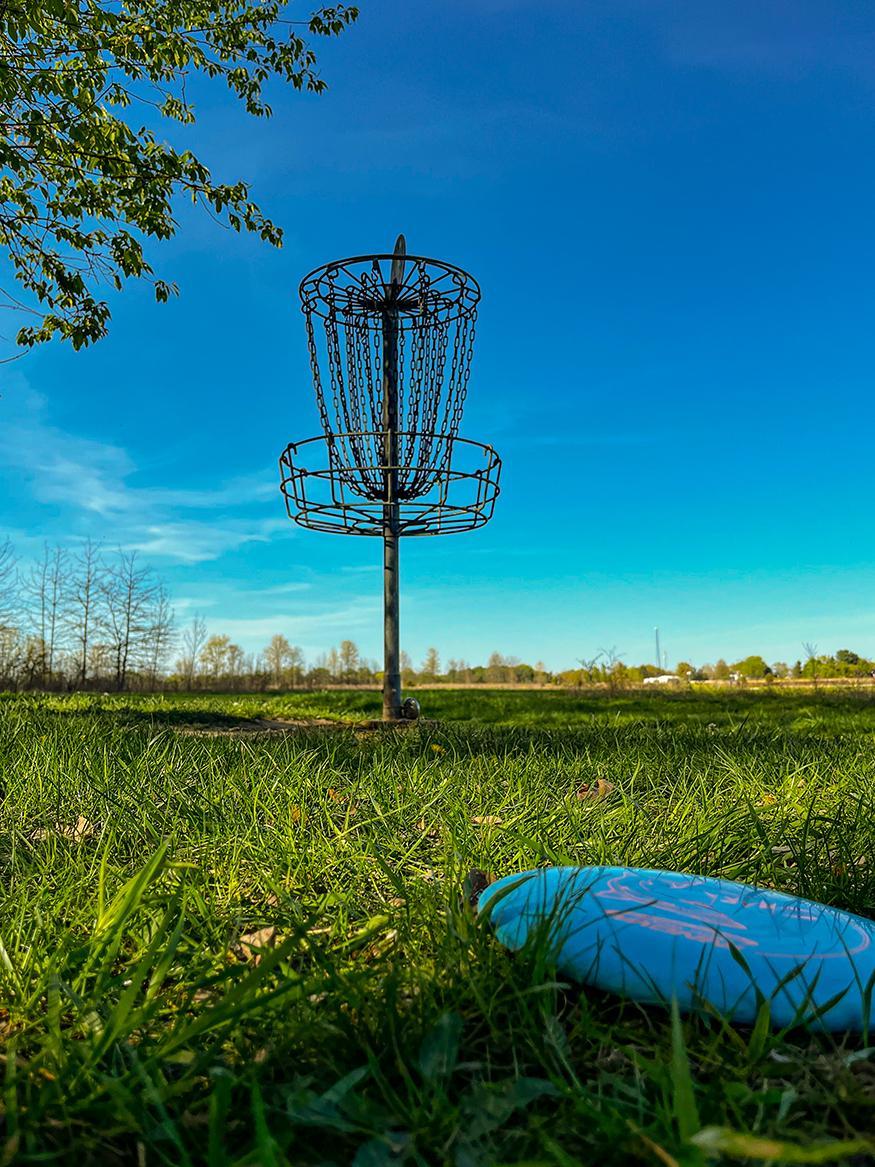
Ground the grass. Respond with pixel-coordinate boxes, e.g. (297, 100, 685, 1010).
(1, 687, 875, 1165)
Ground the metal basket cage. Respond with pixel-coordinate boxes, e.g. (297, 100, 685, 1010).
(279, 431, 501, 537)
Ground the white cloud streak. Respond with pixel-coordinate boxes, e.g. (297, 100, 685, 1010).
(0, 386, 283, 563)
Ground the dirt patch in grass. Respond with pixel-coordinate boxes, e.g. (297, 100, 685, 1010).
(177, 716, 346, 735)
(177, 716, 426, 736)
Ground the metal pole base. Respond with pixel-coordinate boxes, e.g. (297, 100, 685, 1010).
(382, 527, 401, 721)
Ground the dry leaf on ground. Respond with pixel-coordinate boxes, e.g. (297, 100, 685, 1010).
(471, 815, 503, 826)
(238, 925, 280, 965)
(576, 780, 616, 801)
(29, 815, 99, 843)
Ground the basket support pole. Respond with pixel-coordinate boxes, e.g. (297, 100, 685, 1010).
(382, 303, 402, 721)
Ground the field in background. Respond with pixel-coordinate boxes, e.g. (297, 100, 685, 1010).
(1, 688, 875, 1164)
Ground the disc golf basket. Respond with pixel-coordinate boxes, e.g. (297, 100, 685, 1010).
(279, 235, 502, 721)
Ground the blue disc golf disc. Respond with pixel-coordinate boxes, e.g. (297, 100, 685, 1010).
(478, 867, 875, 1030)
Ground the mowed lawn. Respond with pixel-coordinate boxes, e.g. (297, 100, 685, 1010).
(1, 689, 875, 1165)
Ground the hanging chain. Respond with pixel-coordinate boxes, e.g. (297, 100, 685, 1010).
(301, 256, 478, 503)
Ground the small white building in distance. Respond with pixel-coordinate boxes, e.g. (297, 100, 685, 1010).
(643, 674, 682, 685)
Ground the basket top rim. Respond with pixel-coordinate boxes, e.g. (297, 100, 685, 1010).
(298, 252, 481, 322)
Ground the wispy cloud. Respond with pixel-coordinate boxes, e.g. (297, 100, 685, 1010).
(247, 580, 314, 596)
(125, 518, 288, 564)
(0, 385, 283, 563)
(212, 600, 380, 648)
(172, 595, 220, 612)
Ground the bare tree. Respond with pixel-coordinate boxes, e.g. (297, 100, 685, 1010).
(88, 640, 113, 685)
(577, 653, 603, 688)
(0, 626, 23, 688)
(26, 544, 68, 686)
(599, 646, 625, 694)
(226, 642, 246, 688)
(145, 587, 175, 689)
(102, 551, 160, 690)
(0, 538, 17, 628)
(67, 540, 105, 688)
(802, 641, 819, 692)
(179, 615, 207, 689)
(288, 644, 304, 688)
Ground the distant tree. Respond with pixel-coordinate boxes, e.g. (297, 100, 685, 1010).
(102, 551, 160, 690)
(339, 639, 360, 683)
(226, 642, 246, 686)
(837, 648, 860, 666)
(145, 587, 175, 687)
(287, 644, 305, 688)
(835, 649, 869, 676)
(675, 661, 694, 679)
(421, 646, 440, 681)
(18, 634, 48, 689)
(0, 625, 22, 686)
(802, 642, 819, 691)
(731, 655, 770, 679)
(486, 651, 507, 684)
(88, 640, 113, 684)
(24, 544, 68, 685)
(576, 654, 602, 687)
(770, 661, 790, 678)
(712, 659, 731, 681)
(200, 635, 231, 682)
(0, 538, 17, 627)
(264, 634, 293, 686)
(179, 615, 207, 689)
(598, 646, 625, 692)
(67, 540, 105, 687)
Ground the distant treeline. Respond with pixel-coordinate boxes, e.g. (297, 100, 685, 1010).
(0, 539, 173, 690)
(1, 539, 872, 691)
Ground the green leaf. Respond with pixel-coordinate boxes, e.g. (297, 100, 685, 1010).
(417, 1012, 463, 1083)
(461, 1077, 560, 1141)
(691, 1127, 874, 1163)
(0, 1, 358, 349)
(670, 1000, 700, 1143)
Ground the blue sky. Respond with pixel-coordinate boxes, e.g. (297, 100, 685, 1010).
(2, 0, 875, 671)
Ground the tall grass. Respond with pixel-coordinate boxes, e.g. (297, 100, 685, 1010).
(0, 689, 874, 1164)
